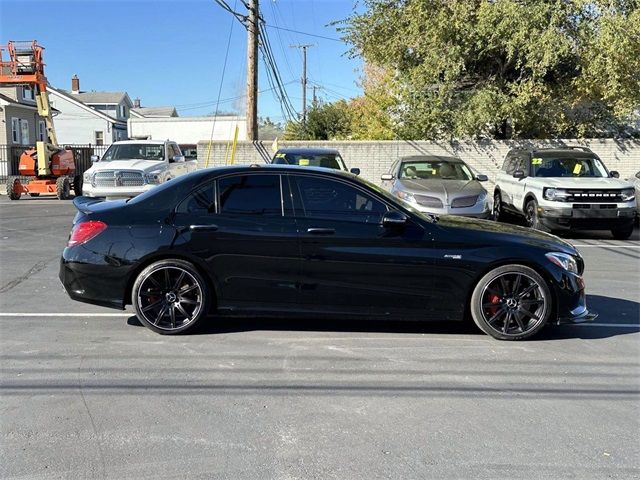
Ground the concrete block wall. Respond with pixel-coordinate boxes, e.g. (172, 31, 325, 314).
(198, 139, 640, 191)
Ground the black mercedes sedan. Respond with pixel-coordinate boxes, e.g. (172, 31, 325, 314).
(60, 165, 596, 340)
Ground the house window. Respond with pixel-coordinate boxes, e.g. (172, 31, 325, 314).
(95, 131, 104, 146)
(22, 86, 35, 101)
(11, 118, 20, 143)
(20, 120, 30, 145)
(38, 121, 47, 141)
(119, 105, 126, 117)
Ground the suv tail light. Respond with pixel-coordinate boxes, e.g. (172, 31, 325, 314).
(68, 221, 107, 247)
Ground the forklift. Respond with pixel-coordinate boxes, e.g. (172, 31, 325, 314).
(0, 40, 80, 200)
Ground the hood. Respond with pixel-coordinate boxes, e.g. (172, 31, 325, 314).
(87, 159, 165, 173)
(435, 215, 578, 255)
(537, 177, 633, 189)
(398, 179, 485, 205)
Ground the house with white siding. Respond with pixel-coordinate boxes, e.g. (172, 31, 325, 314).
(0, 85, 48, 145)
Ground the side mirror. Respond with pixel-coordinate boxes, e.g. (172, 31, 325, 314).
(90, 155, 99, 162)
(476, 174, 488, 182)
(381, 173, 394, 181)
(609, 170, 620, 178)
(382, 210, 408, 229)
(171, 155, 185, 163)
(350, 167, 361, 175)
(513, 170, 526, 179)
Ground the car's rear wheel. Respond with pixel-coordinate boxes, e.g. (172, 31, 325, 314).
(470, 265, 552, 340)
(611, 225, 633, 240)
(132, 259, 210, 334)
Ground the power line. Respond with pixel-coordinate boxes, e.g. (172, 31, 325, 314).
(264, 24, 342, 43)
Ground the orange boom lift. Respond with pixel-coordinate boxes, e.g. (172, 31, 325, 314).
(0, 40, 78, 199)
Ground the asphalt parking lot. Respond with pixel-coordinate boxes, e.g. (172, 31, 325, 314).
(1, 196, 639, 480)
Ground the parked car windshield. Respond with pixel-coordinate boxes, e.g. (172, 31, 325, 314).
(532, 156, 608, 178)
(399, 161, 473, 180)
(272, 152, 347, 170)
(100, 144, 165, 162)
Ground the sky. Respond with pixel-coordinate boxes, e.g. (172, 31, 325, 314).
(0, 0, 364, 123)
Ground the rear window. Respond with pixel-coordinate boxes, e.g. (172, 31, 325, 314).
(273, 152, 346, 171)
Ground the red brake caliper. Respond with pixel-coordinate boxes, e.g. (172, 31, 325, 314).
(486, 293, 501, 316)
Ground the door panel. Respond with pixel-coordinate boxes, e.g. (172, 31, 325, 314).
(172, 174, 300, 307)
(290, 174, 439, 318)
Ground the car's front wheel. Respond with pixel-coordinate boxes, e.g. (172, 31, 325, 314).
(470, 264, 552, 340)
(525, 199, 549, 232)
(132, 259, 210, 334)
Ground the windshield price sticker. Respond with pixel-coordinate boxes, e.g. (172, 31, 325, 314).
(532, 158, 543, 165)
(275, 153, 286, 159)
(299, 158, 310, 166)
(573, 164, 582, 174)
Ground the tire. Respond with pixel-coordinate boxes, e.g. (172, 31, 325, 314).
(525, 199, 549, 232)
(73, 175, 83, 197)
(470, 264, 552, 340)
(492, 191, 503, 222)
(6, 176, 21, 200)
(132, 259, 210, 335)
(56, 176, 71, 200)
(611, 225, 633, 240)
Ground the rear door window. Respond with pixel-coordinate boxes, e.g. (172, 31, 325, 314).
(218, 174, 282, 216)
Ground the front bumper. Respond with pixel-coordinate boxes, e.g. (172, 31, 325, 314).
(82, 183, 156, 199)
(538, 204, 636, 230)
(413, 204, 491, 218)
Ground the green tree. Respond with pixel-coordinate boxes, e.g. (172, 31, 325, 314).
(284, 100, 353, 140)
(342, 0, 640, 139)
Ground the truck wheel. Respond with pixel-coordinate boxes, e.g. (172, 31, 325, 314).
(525, 199, 549, 232)
(6, 176, 21, 200)
(73, 175, 83, 197)
(56, 176, 71, 200)
(611, 226, 633, 240)
(492, 191, 503, 222)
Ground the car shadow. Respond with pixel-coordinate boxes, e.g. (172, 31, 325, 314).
(126, 294, 639, 340)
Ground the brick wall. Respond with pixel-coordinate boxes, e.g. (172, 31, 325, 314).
(197, 139, 640, 190)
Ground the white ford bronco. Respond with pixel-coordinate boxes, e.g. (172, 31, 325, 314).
(493, 146, 636, 239)
(82, 140, 198, 199)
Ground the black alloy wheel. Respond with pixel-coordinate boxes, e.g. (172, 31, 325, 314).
(470, 265, 551, 340)
(525, 199, 549, 232)
(132, 259, 210, 334)
(493, 191, 503, 221)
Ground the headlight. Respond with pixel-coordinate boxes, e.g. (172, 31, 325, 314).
(476, 191, 488, 204)
(144, 172, 162, 184)
(620, 188, 636, 202)
(545, 252, 579, 274)
(543, 188, 570, 201)
(83, 171, 93, 182)
(395, 190, 416, 204)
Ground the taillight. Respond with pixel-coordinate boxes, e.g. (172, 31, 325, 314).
(68, 221, 107, 247)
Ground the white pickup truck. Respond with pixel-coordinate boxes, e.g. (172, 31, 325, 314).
(82, 140, 198, 199)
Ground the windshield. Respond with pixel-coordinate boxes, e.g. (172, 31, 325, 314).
(357, 175, 438, 223)
(531, 156, 608, 178)
(101, 144, 165, 162)
(273, 152, 347, 171)
(399, 160, 473, 180)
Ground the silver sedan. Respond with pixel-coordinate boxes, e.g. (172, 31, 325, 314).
(381, 155, 491, 218)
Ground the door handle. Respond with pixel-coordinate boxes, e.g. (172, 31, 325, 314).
(189, 224, 219, 231)
(307, 227, 335, 235)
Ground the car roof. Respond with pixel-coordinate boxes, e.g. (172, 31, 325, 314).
(275, 147, 341, 155)
(400, 155, 464, 163)
(510, 147, 597, 158)
(112, 140, 169, 145)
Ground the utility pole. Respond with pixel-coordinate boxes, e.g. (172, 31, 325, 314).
(290, 44, 314, 126)
(246, 0, 259, 140)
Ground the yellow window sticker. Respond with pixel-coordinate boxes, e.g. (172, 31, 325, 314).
(532, 158, 542, 165)
(275, 153, 286, 159)
(298, 158, 310, 166)
(432, 169, 437, 175)
(573, 164, 582, 174)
